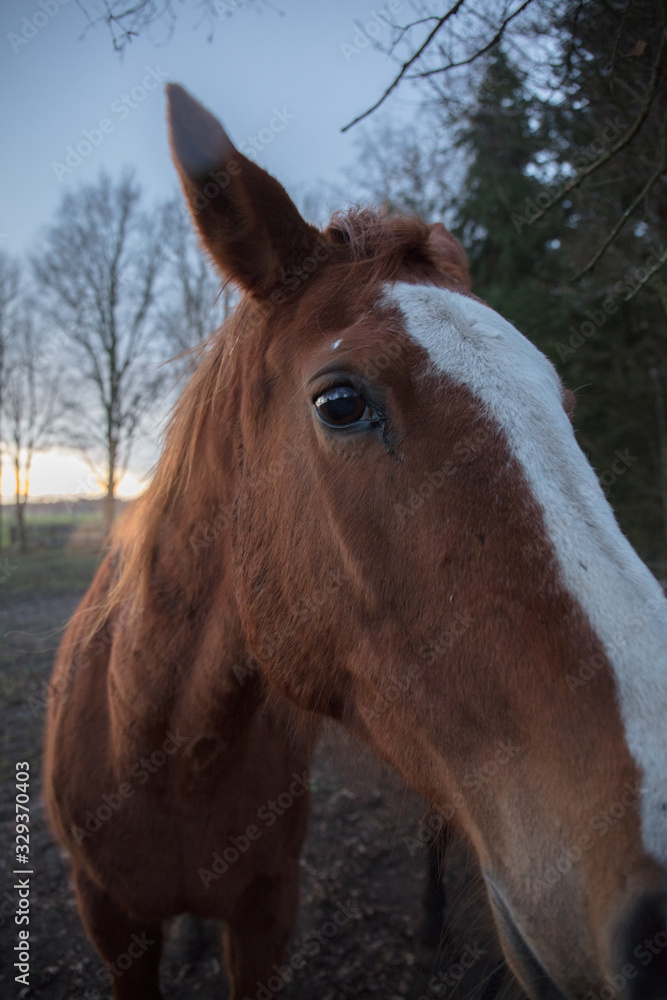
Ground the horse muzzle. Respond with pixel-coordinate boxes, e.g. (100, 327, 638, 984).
(486, 876, 667, 1000)
(609, 889, 667, 1000)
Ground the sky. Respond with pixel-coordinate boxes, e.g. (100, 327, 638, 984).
(1, 0, 425, 499)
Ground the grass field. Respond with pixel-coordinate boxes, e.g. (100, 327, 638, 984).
(0, 498, 119, 595)
(0, 547, 102, 596)
(0, 502, 101, 544)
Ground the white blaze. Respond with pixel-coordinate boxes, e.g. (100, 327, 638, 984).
(389, 281, 667, 866)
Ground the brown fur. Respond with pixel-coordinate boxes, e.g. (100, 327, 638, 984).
(44, 86, 666, 1000)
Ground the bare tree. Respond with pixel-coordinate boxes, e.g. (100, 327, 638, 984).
(76, 0, 277, 53)
(160, 189, 334, 365)
(3, 307, 63, 552)
(160, 187, 338, 368)
(341, 114, 460, 223)
(33, 171, 169, 538)
(161, 199, 236, 361)
(0, 251, 21, 552)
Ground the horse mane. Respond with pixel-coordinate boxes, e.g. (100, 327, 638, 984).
(101, 309, 240, 620)
(326, 207, 468, 287)
(98, 207, 448, 626)
(326, 206, 433, 274)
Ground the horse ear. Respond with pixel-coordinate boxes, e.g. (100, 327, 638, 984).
(167, 84, 320, 298)
(427, 222, 471, 289)
(562, 385, 576, 422)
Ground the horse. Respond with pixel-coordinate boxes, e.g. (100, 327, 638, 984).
(44, 83, 667, 1000)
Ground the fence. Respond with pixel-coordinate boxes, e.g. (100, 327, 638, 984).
(9, 522, 104, 549)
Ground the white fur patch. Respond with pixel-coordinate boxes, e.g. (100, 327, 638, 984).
(388, 282, 667, 867)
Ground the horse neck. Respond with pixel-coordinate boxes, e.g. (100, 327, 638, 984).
(106, 324, 258, 768)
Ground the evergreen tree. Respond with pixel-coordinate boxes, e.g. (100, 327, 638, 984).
(538, 0, 667, 565)
(451, 47, 571, 356)
(347, 19, 667, 566)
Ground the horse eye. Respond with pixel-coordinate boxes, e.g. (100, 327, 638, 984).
(314, 386, 371, 427)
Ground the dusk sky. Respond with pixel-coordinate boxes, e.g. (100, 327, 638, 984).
(1, 0, 420, 252)
(1, 0, 427, 497)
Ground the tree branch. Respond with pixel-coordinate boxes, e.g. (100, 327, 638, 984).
(625, 247, 667, 300)
(406, 0, 536, 78)
(341, 1, 469, 132)
(574, 147, 667, 280)
(526, 21, 666, 225)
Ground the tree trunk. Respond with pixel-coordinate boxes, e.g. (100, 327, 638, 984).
(14, 458, 27, 554)
(104, 439, 117, 541)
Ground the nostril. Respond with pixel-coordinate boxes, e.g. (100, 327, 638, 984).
(616, 892, 667, 1000)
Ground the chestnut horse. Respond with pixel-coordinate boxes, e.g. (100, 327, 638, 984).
(44, 84, 667, 1000)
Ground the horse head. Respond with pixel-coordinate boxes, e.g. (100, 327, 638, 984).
(166, 84, 667, 999)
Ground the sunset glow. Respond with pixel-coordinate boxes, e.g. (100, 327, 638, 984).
(0, 448, 148, 502)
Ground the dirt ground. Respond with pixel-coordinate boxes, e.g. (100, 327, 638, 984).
(0, 582, 525, 1000)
